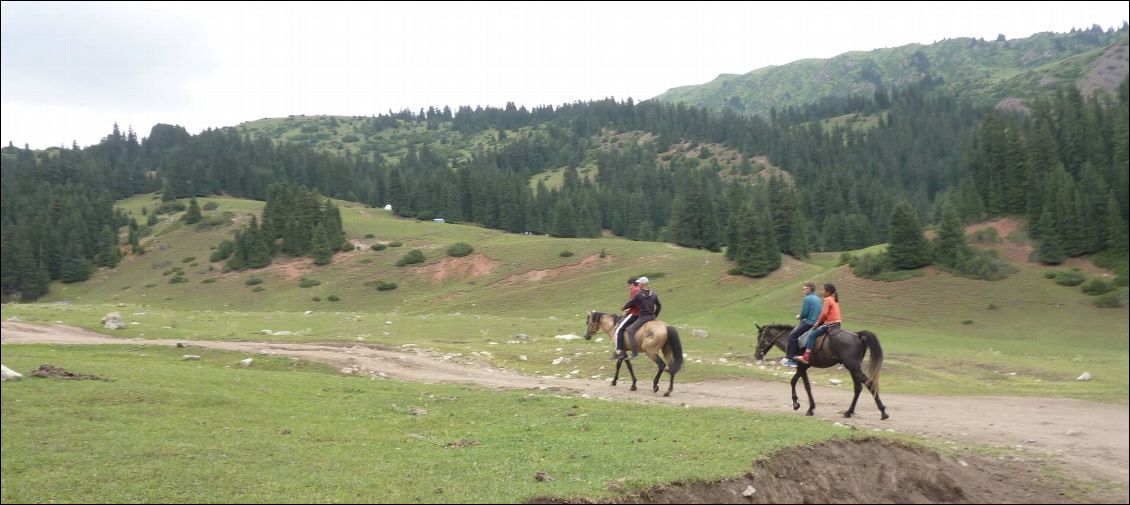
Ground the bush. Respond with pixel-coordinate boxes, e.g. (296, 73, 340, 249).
(727, 267, 743, 275)
(969, 227, 1001, 244)
(850, 252, 896, 279)
(370, 243, 387, 251)
(1054, 271, 1085, 287)
(961, 320, 974, 325)
(182, 256, 196, 263)
(327, 295, 340, 301)
(341, 242, 355, 252)
(201, 278, 217, 284)
(202, 201, 220, 211)
(364, 233, 376, 238)
(1082, 278, 1115, 296)
(388, 241, 403, 247)
(1094, 292, 1124, 308)
(1043, 271, 1058, 279)
(245, 276, 263, 286)
(559, 250, 574, 257)
(396, 249, 426, 267)
(312, 296, 321, 302)
(252, 286, 265, 292)
(298, 277, 321, 288)
(376, 281, 398, 291)
(168, 274, 188, 284)
(951, 250, 1016, 281)
(360, 258, 372, 264)
(447, 242, 473, 257)
(837, 253, 855, 266)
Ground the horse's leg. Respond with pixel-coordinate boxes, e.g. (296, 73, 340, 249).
(625, 360, 638, 391)
(663, 350, 676, 397)
(650, 354, 666, 394)
(844, 368, 866, 418)
(799, 367, 816, 416)
(861, 374, 890, 420)
(612, 358, 623, 387)
(790, 371, 802, 410)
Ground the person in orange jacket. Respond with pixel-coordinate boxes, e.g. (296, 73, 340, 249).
(795, 283, 841, 365)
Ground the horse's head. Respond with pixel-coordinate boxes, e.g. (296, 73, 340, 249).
(583, 310, 599, 340)
(753, 323, 790, 361)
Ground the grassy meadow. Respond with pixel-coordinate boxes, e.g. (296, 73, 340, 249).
(2, 193, 1128, 501)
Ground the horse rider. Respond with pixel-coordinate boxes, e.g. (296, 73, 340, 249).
(611, 277, 641, 360)
(621, 276, 661, 360)
(796, 283, 840, 365)
(783, 281, 822, 367)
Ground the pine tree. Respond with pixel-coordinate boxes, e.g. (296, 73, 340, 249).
(311, 222, 332, 266)
(245, 216, 272, 269)
(60, 231, 92, 283)
(933, 203, 967, 268)
(1035, 209, 1066, 264)
(1105, 197, 1128, 253)
(888, 201, 931, 270)
(183, 197, 202, 224)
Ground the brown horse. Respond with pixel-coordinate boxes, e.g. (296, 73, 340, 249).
(584, 311, 684, 396)
(754, 323, 889, 420)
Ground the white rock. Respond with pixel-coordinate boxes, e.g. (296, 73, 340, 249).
(552, 357, 571, 365)
(718, 357, 728, 363)
(518, 355, 528, 361)
(692, 329, 708, 338)
(554, 334, 581, 340)
(1076, 372, 1092, 381)
(957, 460, 969, 467)
(304, 310, 313, 315)
(7, 316, 22, 322)
(340, 367, 354, 374)
(829, 379, 843, 385)
(183, 355, 201, 360)
(101, 312, 125, 330)
(594, 337, 604, 343)
(239, 358, 253, 366)
(742, 485, 756, 497)
(1, 365, 23, 381)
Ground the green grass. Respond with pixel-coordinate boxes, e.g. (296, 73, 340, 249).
(4, 195, 1127, 403)
(1, 345, 856, 503)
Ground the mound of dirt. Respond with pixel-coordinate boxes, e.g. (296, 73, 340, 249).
(529, 438, 1085, 504)
(29, 364, 109, 381)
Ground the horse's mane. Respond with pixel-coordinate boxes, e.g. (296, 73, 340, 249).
(592, 312, 620, 325)
(761, 323, 795, 333)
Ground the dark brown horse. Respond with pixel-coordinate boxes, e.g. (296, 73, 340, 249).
(755, 323, 889, 420)
(584, 311, 684, 396)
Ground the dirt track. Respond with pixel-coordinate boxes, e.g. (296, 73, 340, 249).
(3, 321, 1127, 490)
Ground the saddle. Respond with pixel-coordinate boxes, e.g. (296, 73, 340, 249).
(810, 326, 840, 354)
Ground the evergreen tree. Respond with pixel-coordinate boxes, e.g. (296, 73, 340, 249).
(888, 201, 931, 269)
(245, 216, 272, 269)
(1105, 197, 1128, 253)
(311, 222, 333, 266)
(1035, 209, 1066, 264)
(60, 230, 93, 283)
(183, 197, 202, 224)
(933, 203, 967, 268)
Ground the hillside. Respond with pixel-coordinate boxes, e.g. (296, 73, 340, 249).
(3, 194, 1126, 404)
(654, 27, 1128, 116)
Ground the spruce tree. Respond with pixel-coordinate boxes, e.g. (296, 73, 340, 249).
(60, 231, 92, 283)
(311, 223, 333, 266)
(933, 203, 967, 268)
(888, 201, 931, 270)
(1105, 197, 1128, 253)
(1035, 209, 1066, 264)
(183, 197, 202, 224)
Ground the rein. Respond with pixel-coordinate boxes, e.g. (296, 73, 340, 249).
(759, 327, 789, 356)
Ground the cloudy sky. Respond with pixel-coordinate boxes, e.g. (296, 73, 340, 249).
(2, 1, 1127, 149)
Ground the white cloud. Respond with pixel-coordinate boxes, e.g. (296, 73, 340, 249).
(3, 1, 1127, 148)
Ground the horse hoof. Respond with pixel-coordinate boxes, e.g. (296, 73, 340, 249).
(805, 411, 814, 416)
(611, 381, 617, 387)
(842, 412, 854, 419)
(792, 403, 800, 411)
(663, 392, 671, 397)
(630, 385, 637, 391)
(653, 386, 659, 393)
(881, 413, 890, 421)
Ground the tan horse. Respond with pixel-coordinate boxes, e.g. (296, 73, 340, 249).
(584, 310, 684, 396)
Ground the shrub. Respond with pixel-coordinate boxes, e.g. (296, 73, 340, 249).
(298, 277, 321, 288)
(252, 286, 265, 292)
(1094, 292, 1124, 308)
(599, 249, 607, 258)
(312, 296, 321, 302)
(1054, 271, 1085, 287)
(559, 250, 574, 257)
(370, 243, 387, 251)
(168, 275, 188, 284)
(961, 320, 974, 325)
(341, 134, 359, 143)
(341, 242, 355, 252)
(360, 258, 373, 264)
(364, 233, 375, 238)
(850, 252, 895, 279)
(447, 242, 474, 257)
(388, 241, 403, 247)
(202, 201, 220, 211)
(245, 276, 263, 286)
(951, 250, 1016, 281)
(969, 227, 1001, 244)
(1043, 271, 1058, 279)
(376, 281, 398, 291)
(727, 267, 743, 276)
(201, 278, 217, 284)
(182, 256, 196, 263)
(837, 253, 855, 266)
(327, 295, 340, 301)
(1081, 278, 1115, 296)
(396, 249, 426, 267)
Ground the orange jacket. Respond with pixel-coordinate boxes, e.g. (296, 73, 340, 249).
(625, 285, 641, 315)
(815, 295, 841, 326)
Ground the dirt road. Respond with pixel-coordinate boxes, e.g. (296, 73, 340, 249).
(3, 321, 1126, 487)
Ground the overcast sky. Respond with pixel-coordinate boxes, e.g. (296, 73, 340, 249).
(2, 1, 1127, 149)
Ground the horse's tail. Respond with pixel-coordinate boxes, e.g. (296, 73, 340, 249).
(665, 326, 684, 374)
(859, 330, 883, 396)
